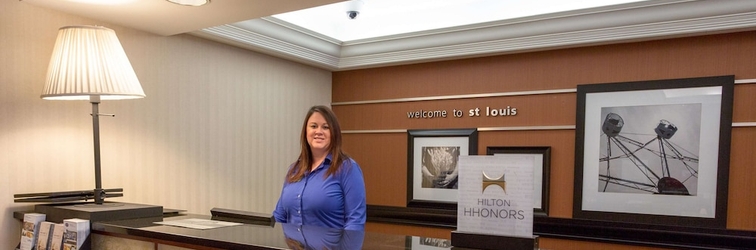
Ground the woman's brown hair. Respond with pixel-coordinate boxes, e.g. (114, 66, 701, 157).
(286, 105, 350, 183)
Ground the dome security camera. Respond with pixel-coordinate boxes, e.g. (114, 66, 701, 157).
(345, 0, 364, 20)
(347, 10, 359, 19)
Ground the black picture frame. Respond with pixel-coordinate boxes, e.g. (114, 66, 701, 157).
(407, 128, 478, 210)
(486, 146, 551, 217)
(573, 75, 734, 228)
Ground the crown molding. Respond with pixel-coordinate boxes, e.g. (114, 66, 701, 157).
(193, 0, 756, 71)
(193, 24, 341, 70)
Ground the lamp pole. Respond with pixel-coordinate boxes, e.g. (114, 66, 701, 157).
(91, 96, 105, 204)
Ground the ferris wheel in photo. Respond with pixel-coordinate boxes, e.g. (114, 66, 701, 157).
(599, 112, 699, 196)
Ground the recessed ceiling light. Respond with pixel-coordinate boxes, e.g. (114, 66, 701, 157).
(167, 0, 210, 7)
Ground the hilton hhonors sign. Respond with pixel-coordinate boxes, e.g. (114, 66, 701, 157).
(457, 155, 534, 238)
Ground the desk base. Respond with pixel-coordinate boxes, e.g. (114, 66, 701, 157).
(35, 202, 162, 223)
(451, 231, 537, 250)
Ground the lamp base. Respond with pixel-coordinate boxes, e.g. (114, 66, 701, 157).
(35, 201, 163, 223)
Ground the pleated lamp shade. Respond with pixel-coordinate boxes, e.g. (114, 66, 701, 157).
(41, 25, 145, 101)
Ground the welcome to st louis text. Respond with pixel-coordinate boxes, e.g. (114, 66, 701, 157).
(407, 107, 517, 119)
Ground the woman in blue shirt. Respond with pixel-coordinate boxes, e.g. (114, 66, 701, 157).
(273, 105, 367, 230)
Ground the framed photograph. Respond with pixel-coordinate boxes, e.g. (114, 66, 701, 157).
(407, 128, 478, 209)
(487, 146, 551, 216)
(573, 75, 734, 228)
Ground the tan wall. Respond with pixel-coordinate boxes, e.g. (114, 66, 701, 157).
(1, 2, 331, 248)
(334, 31, 756, 240)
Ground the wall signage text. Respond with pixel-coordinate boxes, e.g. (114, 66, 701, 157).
(407, 106, 517, 119)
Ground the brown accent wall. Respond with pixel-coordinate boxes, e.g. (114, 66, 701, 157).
(334, 32, 756, 102)
(335, 30, 756, 240)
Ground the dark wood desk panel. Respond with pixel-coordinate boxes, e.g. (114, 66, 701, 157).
(92, 214, 445, 250)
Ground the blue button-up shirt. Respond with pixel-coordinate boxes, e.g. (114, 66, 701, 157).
(273, 154, 367, 230)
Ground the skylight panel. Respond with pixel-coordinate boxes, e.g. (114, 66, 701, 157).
(273, 0, 648, 42)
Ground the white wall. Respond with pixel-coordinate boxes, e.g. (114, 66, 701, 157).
(0, 1, 332, 248)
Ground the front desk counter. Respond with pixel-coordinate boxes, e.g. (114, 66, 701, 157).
(93, 214, 464, 250)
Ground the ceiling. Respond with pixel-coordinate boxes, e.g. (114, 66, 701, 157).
(22, 0, 756, 71)
(22, 0, 343, 36)
(270, 0, 647, 42)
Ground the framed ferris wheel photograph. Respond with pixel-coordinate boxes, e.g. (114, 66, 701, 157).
(573, 75, 734, 228)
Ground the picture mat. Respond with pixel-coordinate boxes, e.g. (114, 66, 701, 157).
(493, 153, 543, 209)
(582, 86, 722, 218)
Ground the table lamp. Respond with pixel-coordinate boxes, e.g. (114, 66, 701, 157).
(39, 25, 146, 205)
